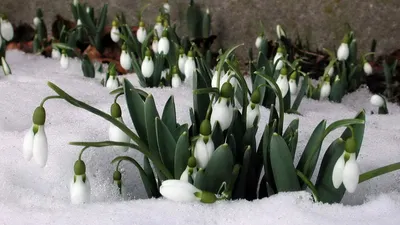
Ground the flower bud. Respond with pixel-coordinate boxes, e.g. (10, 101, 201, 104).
(110, 103, 122, 118)
(194, 191, 217, 203)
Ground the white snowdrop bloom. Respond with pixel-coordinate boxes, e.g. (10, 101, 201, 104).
(289, 79, 297, 95)
(327, 66, 334, 77)
(60, 52, 69, 69)
(141, 50, 154, 78)
(273, 47, 285, 70)
(276, 24, 286, 39)
(211, 69, 225, 88)
(1, 57, 11, 75)
(160, 179, 201, 202)
(86, 7, 91, 14)
(194, 135, 215, 169)
(106, 76, 119, 90)
(180, 166, 197, 182)
(73, 0, 79, 6)
(161, 68, 169, 79)
(246, 103, 260, 129)
(211, 69, 238, 90)
(163, 1, 170, 14)
(152, 38, 159, 53)
(332, 152, 346, 189)
(51, 48, 61, 59)
(70, 174, 91, 204)
(184, 51, 196, 80)
(154, 16, 164, 38)
(178, 52, 187, 74)
(255, 36, 262, 49)
(23, 106, 48, 168)
(136, 21, 146, 44)
(363, 62, 373, 75)
(337, 43, 349, 61)
(110, 23, 120, 43)
(342, 153, 360, 193)
(109, 118, 130, 152)
(120, 49, 132, 71)
(114, 180, 128, 199)
(77, 19, 82, 26)
(210, 83, 234, 131)
(0, 19, 14, 41)
(158, 31, 170, 55)
(276, 68, 289, 98)
(171, 73, 182, 88)
(320, 81, 331, 100)
(370, 94, 384, 107)
(33, 17, 41, 27)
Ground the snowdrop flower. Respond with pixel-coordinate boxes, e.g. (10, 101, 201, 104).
(1, 57, 12, 75)
(33, 17, 41, 27)
(210, 82, 234, 131)
(152, 35, 159, 53)
(180, 156, 197, 182)
(154, 15, 164, 38)
(289, 72, 297, 95)
(60, 50, 69, 69)
(370, 94, 384, 107)
(171, 66, 182, 88)
(363, 61, 373, 75)
(158, 30, 170, 55)
(106, 66, 119, 90)
(337, 34, 349, 61)
(70, 159, 91, 204)
(51, 48, 61, 59)
(194, 120, 215, 169)
(161, 68, 169, 80)
(276, 24, 286, 39)
(23, 106, 48, 167)
(178, 48, 187, 73)
(136, 21, 146, 44)
(160, 179, 217, 203)
(319, 76, 331, 100)
(255, 33, 264, 49)
(109, 103, 130, 151)
(211, 69, 237, 91)
(276, 66, 289, 98)
(0, 18, 14, 41)
(110, 20, 120, 43)
(246, 89, 261, 129)
(184, 50, 196, 80)
(73, 0, 79, 6)
(163, 0, 170, 14)
(120, 44, 132, 71)
(273, 46, 285, 70)
(113, 170, 128, 199)
(77, 19, 82, 26)
(141, 49, 154, 78)
(332, 137, 360, 193)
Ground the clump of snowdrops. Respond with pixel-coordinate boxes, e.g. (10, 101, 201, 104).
(0, 13, 14, 75)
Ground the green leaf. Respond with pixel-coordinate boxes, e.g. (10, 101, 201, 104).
(143, 156, 161, 197)
(232, 146, 252, 199)
(324, 118, 365, 137)
(174, 131, 190, 179)
(211, 122, 224, 148)
(144, 94, 160, 157)
(77, 3, 96, 34)
(123, 80, 148, 142)
(194, 144, 234, 193)
(270, 133, 301, 192)
(96, 4, 108, 33)
(173, 124, 188, 142)
(81, 55, 95, 78)
(296, 120, 327, 183)
(315, 138, 345, 203)
(161, 96, 177, 134)
(340, 110, 366, 157)
(193, 65, 211, 124)
(291, 75, 308, 111)
(156, 118, 176, 174)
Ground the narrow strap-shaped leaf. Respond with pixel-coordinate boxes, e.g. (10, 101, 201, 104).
(270, 133, 301, 192)
(143, 156, 160, 197)
(161, 96, 177, 134)
(232, 146, 252, 199)
(211, 122, 224, 148)
(96, 4, 108, 33)
(340, 110, 365, 157)
(144, 94, 160, 158)
(173, 124, 188, 142)
(291, 75, 308, 111)
(174, 131, 190, 179)
(156, 118, 176, 175)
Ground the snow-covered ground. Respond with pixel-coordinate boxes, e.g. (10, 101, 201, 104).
(0, 50, 400, 225)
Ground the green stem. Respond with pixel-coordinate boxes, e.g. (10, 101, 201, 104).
(114, 92, 124, 103)
(205, 95, 215, 120)
(359, 162, 400, 184)
(40, 96, 63, 107)
(296, 170, 319, 202)
(78, 146, 90, 160)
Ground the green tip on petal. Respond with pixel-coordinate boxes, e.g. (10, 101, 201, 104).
(345, 137, 357, 154)
(32, 106, 46, 125)
(74, 159, 86, 175)
(113, 170, 122, 181)
(251, 89, 261, 104)
(220, 82, 234, 98)
(200, 119, 212, 136)
(188, 156, 197, 168)
(110, 103, 122, 118)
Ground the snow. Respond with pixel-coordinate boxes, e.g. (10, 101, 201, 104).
(1, 50, 400, 224)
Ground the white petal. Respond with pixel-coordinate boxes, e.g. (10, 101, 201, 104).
(60, 55, 69, 69)
(342, 153, 360, 193)
(210, 98, 233, 131)
(332, 153, 345, 189)
(109, 118, 130, 152)
(111, 27, 120, 43)
(172, 75, 182, 88)
(363, 62, 373, 75)
(141, 57, 154, 78)
(51, 49, 61, 59)
(154, 23, 164, 38)
(23, 127, 34, 161)
(255, 36, 262, 49)
(70, 175, 91, 204)
(211, 69, 226, 89)
(160, 179, 200, 202)
(152, 40, 159, 53)
(184, 57, 196, 79)
(136, 27, 146, 43)
(289, 79, 297, 95)
(120, 51, 132, 71)
(106, 76, 119, 90)
(33, 17, 41, 27)
(1, 21, 14, 41)
(320, 82, 331, 100)
(273, 53, 283, 70)
(337, 43, 349, 61)
(246, 104, 260, 129)
(194, 137, 214, 169)
(276, 75, 289, 98)
(163, 3, 170, 13)
(370, 94, 384, 107)
(178, 55, 187, 74)
(32, 126, 48, 168)
(327, 66, 334, 77)
(158, 37, 170, 55)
